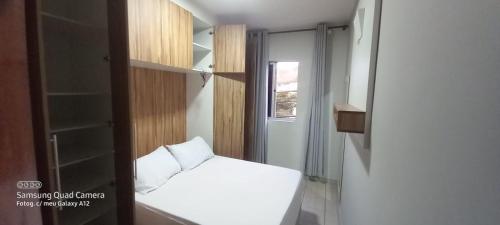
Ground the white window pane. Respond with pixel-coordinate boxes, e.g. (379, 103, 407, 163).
(273, 62, 298, 118)
(276, 62, 299, 92)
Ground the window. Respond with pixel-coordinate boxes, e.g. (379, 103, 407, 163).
(268, 61, 299, 119)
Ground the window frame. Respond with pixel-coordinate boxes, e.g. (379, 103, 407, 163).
(268, 61, 299, 120)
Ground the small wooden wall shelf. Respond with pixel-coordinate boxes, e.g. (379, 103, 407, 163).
(334, 103, 365, 133)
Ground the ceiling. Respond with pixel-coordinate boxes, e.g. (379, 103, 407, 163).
(189, 0, 357, 31)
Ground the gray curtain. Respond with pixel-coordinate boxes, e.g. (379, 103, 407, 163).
(304, 24, 329, 177)
(245, 31, 269, 163)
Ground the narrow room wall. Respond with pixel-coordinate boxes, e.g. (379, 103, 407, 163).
(327, 29, 351, 181)
(186, 73, 214, 147)
(180, 0, 217, 147)
(267, 29, 350, 180)
(267, 31, 315, 172)
(340, 0, 500, 224)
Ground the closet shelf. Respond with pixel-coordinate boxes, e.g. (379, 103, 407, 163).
(41, 12, 105, 29)
(334, 103, 366, 133)
(50, 122, 111, 133)
(59, 151, 115, 193)
(59, 176, 114, 202)
(192, 68, 211, 73)
(130, 59, 210, 74)
(193, 42, 211, 52)
(47, 92, 110, 96)
(58, 150, 114, 169)
(193, 16, 212, 33)
(80, 179, 114, 196)
(62, 173, 114, 194)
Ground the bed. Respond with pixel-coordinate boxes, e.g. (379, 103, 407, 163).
(135, 156, 305, 225)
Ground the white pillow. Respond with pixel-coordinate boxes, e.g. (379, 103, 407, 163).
(135, 146, 181, 194)
(167, 136, 215, 170)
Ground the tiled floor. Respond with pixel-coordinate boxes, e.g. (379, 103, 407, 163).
(298, 178, 339, 225)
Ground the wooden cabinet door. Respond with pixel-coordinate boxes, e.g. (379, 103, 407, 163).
(213, 74, 246, 159)
(213, 25, 246, 73)
(27, 0, 134, 224)
(129, 0, 193, 69)
(128, 0, 162, 63)
(163, 1, 193, 69)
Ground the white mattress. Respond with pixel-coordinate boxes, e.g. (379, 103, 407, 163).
(135, 156, 305, 225)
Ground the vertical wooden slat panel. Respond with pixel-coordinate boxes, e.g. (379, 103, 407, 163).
(235, 25, 246, 72)
(228, 27, 236, 72)
(213, 25, 246, 73)
(213, 74, 246, 159)
(214, 26, 225, 73)
(222, 76, 231, 156)
(130, 67, 186, 157)
(127, 0, 137, 60)
(232, 74, 245, 159)
(160, 0, 171, 66)
(172, 71, 186, 141)
(186, 11, 194, 69)
(178, 9, 187, 68)
(213, 76, 220, 153)
(168, 3, 179, 67)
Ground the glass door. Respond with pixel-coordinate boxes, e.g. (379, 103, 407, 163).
(40, 0, 117, 224)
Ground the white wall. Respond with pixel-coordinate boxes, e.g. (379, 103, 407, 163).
(327, 30, 350, 181)
(182, 0, 216, 147)
(186, 74, 214, 147)
(267, 29, 350, 180)
(340, 0, 500, 225)
(268, 31, 314, 172)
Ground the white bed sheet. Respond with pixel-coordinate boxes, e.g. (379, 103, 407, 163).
(135, 156, 305, 225)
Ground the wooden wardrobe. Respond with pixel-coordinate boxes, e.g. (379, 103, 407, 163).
(26, 0, 134, 225)
(213, 25, 247, 159)
(127, 0, 247, 159)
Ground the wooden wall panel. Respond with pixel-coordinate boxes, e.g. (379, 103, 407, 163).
(213, 25, 246, 73)
(1, 0, 43, 224)
(213, 74, 246, 159)
(130, 67, 186, 157)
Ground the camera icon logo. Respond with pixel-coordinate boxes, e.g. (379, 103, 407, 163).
(17, 181, 42, 189)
